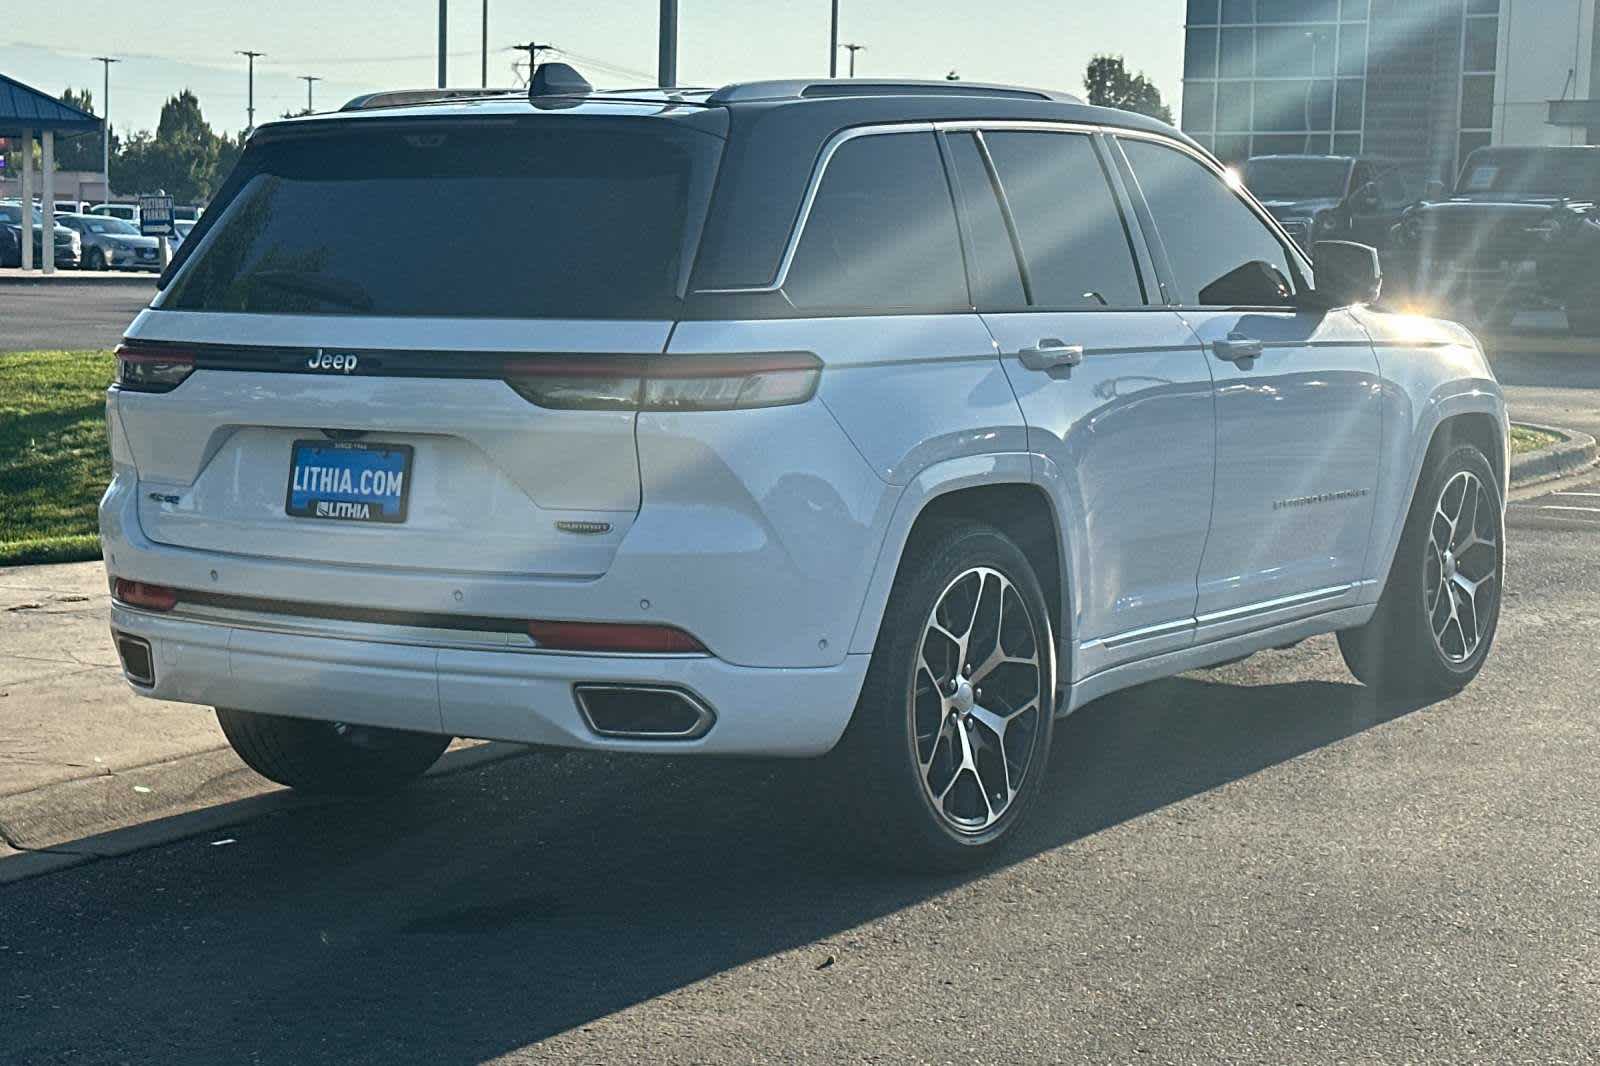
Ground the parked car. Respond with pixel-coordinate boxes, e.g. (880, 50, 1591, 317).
(56, 213, 163, 271)
(168, 218, 197, 253)
(89, 202, 139, 224)
(103, 74, 1507, 869)
(0, 201, 82, 267)
(1242, 154, 1422, 253)
(1390, 145, 1600, 333)
(54, 199, 90, 215)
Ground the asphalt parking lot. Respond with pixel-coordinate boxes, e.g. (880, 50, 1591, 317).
(0, 276, 153, 352)
(4, 510, 1599, 1064)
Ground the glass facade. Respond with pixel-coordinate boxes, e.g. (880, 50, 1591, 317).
(1183, 0, 1501, 172)
(1183, 0, 1368, 164)
(1459, 1, 1499, 167)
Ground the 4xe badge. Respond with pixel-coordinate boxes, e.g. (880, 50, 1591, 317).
(306, 350, 360, 373)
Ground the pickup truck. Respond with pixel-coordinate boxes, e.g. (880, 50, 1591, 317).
(1391, 145, 1600, 335)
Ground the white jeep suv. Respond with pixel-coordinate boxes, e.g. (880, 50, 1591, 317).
(102, 74, 1508, 869)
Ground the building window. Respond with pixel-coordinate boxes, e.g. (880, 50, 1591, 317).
(1460, 74, 1495, 131)
(1220, 27, 1254, 77)
(1188, 0, 1221, 24)
(1183, 82, 1217, 130)
(1186, 29, 1220, 78)
(1464, 16, 1497, 72)
(1222, 0, 1255, 24)
(1337, 22, 1366, 76)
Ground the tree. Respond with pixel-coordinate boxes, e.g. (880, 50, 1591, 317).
(55, 88, 116, 171)
(1083, 55, 1173, 125)
(108, 90, 238, 203)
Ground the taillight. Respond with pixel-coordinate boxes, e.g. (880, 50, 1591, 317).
(113, 578, 179, 612)
(114, 342, 195, 393)
(504, 353, 821, 411)
(526, 620, 707, 654)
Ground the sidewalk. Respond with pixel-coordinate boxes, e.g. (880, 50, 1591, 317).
(0, 559, 519, 882)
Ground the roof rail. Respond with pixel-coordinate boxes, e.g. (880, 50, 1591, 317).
(705, 79, 1080, 105)
(339, 87, 524, 112)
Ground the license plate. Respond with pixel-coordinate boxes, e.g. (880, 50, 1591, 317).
(286, 440, 413, 524)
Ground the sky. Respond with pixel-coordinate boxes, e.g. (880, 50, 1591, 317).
(1, 0, 1187, 140)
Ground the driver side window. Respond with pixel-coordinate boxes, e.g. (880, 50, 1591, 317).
(1119, 138, 1300, 308)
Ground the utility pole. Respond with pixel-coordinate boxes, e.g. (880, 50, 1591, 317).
(299, 75, 321, 113)
(829, 0, 839, 77)
(91, 56, 119, 202)
(512, 42, 555, 85)
(438, 0, 448, 87)
(658, 0, 678, 88)
(237, 50, 264, 131)
(841, 42, 864, 77)
(481, 0, 489, 87)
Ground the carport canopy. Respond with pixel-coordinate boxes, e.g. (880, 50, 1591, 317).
(1, 72, 102, 272)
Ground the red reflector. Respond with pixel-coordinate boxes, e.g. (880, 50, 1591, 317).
(113, 343, 197, 367)
(526, 620, 707, 654)
(113, 579, 179, 612)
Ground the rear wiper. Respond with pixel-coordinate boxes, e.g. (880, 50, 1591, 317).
(242, 269, 374, 311)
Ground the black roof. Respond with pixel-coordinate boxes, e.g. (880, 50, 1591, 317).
(0, 72, 102, 137)
(224, 79, 1200, 293)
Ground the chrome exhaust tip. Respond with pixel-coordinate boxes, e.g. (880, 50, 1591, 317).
(114, 632, 156, 687)
(574, 684, 715, 741)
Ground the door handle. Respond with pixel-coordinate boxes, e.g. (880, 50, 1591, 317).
(1212, 335, 1265, 363)
(1017, 338, 1085, 372)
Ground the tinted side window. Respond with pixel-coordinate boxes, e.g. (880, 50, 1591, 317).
(785, 132, 968, 313)
(1120, 138, 1297, 307)
(944, 133, 1027, 309)
(984, 131, 1145, 309)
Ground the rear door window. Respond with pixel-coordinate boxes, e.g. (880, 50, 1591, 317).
(783, 132, 968, 313)
(161, 122, 721, 319)
(982, 131, 1146, 309)
(1120, 138, 1299, 307)
(943, 132, 1027, 309)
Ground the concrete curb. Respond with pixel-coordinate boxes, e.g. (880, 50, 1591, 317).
(1510, 422, 1600, 489)
(1482, 333, 1600, 357)
(0, 740, 534, 885)
(0, 269, 157, 286)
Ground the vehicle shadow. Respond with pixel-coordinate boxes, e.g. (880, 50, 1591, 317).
(9, 672, 1428, 1065)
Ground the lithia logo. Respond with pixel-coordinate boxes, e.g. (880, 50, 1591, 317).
(306, 350, 360, 373)
(1274, 488, 1370, 511)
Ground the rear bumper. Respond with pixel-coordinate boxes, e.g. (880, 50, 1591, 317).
(110, 602, 869, 757)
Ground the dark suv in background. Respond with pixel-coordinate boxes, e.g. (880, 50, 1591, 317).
(1242, 154, 1421, 253)
(1390, 146, 1600, 334)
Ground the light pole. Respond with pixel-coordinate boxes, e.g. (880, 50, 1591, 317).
(237, 50, 264, 131)
(438, 0, 448, 87)
(659, 0, 678, 88)
(481, 0, 489, 87)
(92, 56, 118, 202)
(841, 42, 864, 77)
(828, 0, 839, 77)
(299, 75, 321, 113)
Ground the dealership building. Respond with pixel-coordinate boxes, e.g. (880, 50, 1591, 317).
(1181, 0, 1600, 178)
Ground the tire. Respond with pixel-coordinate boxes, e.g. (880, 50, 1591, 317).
(1567, 308, 1600, 338)
(1338, 443, 1503, 699)
(86, 247, 107, 272)
(215, 707, 451, 795)
(826, 520, 1056, 872)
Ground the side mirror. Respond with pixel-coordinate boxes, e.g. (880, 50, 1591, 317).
(1423, 180, 1448, 203)
(1309, 240, 1382, 308)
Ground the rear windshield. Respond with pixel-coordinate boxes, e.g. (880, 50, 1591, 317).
(1456, 150, 1600, 199)
(161, 121, 720, 319)
(1242, 158, 1351, 201)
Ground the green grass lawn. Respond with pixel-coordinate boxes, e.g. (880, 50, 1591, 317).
(0, 350, 114, 567)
